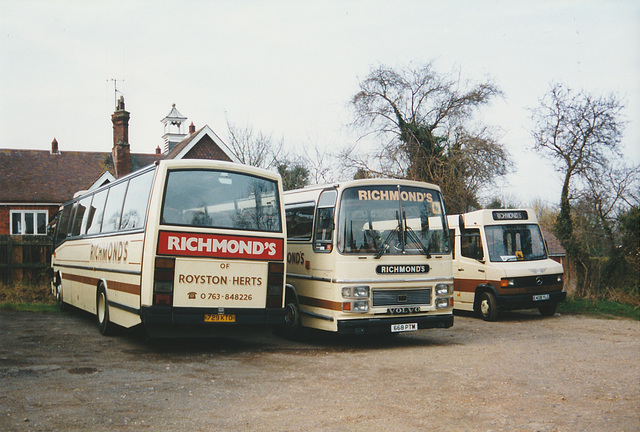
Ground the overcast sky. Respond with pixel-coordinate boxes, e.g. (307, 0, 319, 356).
(1, 0, 638, 206)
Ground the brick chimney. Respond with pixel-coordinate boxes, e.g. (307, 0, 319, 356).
(111, 95, 131, 178)
(51, 138, 59, 154)
(189, 122, 196, 134)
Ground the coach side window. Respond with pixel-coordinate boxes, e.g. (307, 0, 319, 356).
(314, 190, 337, 253)
(101, 181, 128, 233)
(71, 196, 92, 237)
(285, 204, 314, 241)
(85, 189, 108, 235)
(54, 204, 73, 246)
(120, 170, 154, 230)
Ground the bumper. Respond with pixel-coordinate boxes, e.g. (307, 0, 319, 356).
(141, 306, 286, 338)
(336, 313, 454, 335)
(496, 291, 567, 311)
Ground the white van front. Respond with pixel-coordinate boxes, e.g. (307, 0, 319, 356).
(449, 209, 566, 321)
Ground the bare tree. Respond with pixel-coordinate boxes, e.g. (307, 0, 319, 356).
(347, 62, 508, 213)
(226, 119, 283, 169)
(530, 83, 626, 255)
(226, 120, 336, 189)
(308, 144, 341, 185)
(580, 163, 639, 293)
(530, 83, 638, 297)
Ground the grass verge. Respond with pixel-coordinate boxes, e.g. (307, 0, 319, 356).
(0, 282, 56, 312)
(558, 297, 640, 321)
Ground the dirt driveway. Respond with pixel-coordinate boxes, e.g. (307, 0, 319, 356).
(0, 308, 638, 432)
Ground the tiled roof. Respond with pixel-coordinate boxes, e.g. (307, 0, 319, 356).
(163, 129, 200, 160)
(0, 149, 160, 203)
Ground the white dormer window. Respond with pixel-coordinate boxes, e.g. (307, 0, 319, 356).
(10, 210, 48, 235)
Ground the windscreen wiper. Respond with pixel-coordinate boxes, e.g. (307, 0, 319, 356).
(375, 211, 401, 259)
(404, 226, 431, 258)
(404, 211, 431, 258)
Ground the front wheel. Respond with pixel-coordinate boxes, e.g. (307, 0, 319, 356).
(96, 284, 115, 336)
(276, 296, 305, 340)
(538, 303, 558, 317)
(478, 291, 498, 321)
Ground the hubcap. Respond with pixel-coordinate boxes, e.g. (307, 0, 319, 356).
(98, 293, 106, 323)
(284, 303, 297, 327)
(481, 300, 490, 315)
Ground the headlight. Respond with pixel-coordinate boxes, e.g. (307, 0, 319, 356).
(352, 300, 369, 312)
(342, 300, 369, 313)
(435, 283, 451, 296)
(435, 297, 450, 309)
(557, 275, 563, 283)
(342, 285, 370, 299)
(353, 286, 369, 298)
(500, 278, 515, 288)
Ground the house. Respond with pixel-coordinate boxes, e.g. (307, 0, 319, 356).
(0, 98, 238, 236)
(540, 226, 566, 268)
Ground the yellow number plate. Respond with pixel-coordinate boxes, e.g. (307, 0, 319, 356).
(204, 314, 236, 323)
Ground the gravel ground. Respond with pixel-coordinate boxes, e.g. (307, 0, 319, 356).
(0, 308, 638, 432)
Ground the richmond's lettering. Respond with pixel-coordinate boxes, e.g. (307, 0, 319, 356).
(166, 235, 278, 256)
(357, 190, 434, 203)
(90, 241, 128, 263)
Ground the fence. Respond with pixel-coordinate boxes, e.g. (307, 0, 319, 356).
(0, 235, 52, 285)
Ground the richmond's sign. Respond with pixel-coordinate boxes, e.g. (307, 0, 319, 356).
(157, 231, 284, 260)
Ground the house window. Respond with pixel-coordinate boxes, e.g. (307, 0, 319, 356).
(10, 210, 48, 235)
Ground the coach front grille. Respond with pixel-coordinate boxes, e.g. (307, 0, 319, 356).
(372, 288, 432, 307)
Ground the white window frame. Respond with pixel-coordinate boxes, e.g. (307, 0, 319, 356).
(10, 210, 49, 235)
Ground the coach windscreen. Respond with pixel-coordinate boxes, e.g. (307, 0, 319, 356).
(161, 169, 282, 233)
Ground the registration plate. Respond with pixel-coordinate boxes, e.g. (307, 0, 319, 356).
(533, 294, 550, 301)
(204, 314, 236, 323)
(391, 323, 418, 333)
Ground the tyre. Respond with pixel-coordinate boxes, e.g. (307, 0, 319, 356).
(55, 282, 68, 312)
(478, 291, 498, 321)
(96, 284, 115, 336)
(538, 303, 558, 317)
(275, 296, 305, 340)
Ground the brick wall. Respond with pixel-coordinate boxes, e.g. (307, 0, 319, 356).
(183, 135, 233, 161)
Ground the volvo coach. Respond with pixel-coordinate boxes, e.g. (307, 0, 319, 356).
(282, 179, 454, 336)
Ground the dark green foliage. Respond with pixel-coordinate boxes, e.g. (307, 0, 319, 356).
(277, 163, 310, 191)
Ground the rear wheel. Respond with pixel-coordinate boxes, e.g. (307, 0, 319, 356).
(55, 282, 68, 312)
(96, 284, 115, 336)
(478, 291, 498, 321)
(538, 303, 558, 317)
